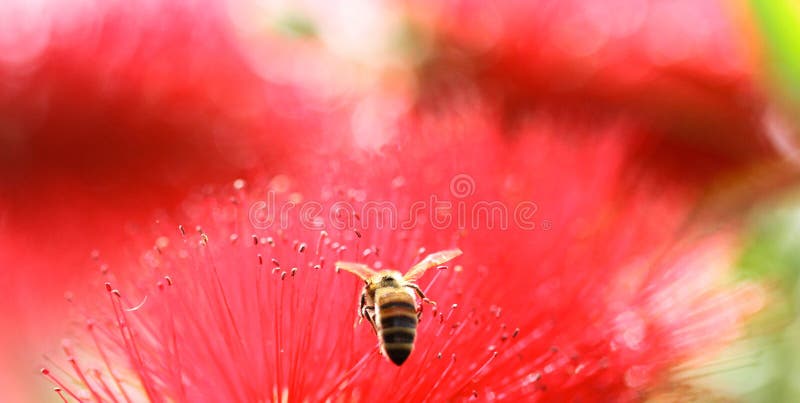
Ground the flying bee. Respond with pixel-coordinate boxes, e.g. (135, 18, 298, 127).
(336, 248, 463, 366)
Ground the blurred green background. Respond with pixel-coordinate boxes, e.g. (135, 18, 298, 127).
(670, 2, 800, 401)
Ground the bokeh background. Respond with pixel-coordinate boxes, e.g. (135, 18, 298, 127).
(2, 0, 800, 401)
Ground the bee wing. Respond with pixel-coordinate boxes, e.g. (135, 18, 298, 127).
(335, 261, 378, 281)
(403, 249, 463, 282)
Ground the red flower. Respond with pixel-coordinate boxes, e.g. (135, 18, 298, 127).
(403, 0, 777, 187)
(40, 111, 761, 401)
(0, 0, 348, 397)
(0, 0, 347, 297)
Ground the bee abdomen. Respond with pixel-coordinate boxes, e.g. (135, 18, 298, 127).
(378, 299, 418, 365)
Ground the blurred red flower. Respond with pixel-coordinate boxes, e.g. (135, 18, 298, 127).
(403, 0, 778, 186)
(40, 111, 761, 401)
(0, 0, 353, 299)
(0, 0, 349, 397)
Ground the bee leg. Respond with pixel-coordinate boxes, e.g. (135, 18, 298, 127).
(356, 291, 369, 325)
(355, 290, 365, 327)
(406, 283, 437, 307)
(363, 306, 377, 334)
(357, 290, 376, 332)
(358, 305, 378, 334)
(358, 290, 367, 324)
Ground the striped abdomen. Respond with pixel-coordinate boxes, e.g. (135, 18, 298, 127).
(375, 288, 418, 365)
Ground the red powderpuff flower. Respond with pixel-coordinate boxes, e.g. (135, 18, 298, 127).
(0, 1, 352, 397)
(402, 0, 777, 186)
(38, 112, 762, 401)
(0, 0, 345, 336)
(0, 0, 340, 288)
(0, 0, 330, 191)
